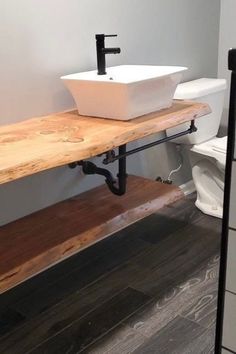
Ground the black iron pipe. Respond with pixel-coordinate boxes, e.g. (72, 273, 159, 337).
(104, 145, 127, 196)
(103, 121, 197, 164)
(69, 121, 197, 196)
(78, 145, 127, 196)
(78, 161, 116, 183)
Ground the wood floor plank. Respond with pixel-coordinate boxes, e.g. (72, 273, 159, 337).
(132, 316, 215, 354)
(180, 259, 219, 329)
(132, 258, 219, 304)
(29, 288, 151, 354)
(0, 308, 25, 337)
(81, 324, 146, 354)
(132, 213, 221, 270)
(130, 214, 221, 296)
(138, 194, 203, 244)
(124, 257, 219, 338)
(128, 213, 220, 298)
(0, 263, 148, 353)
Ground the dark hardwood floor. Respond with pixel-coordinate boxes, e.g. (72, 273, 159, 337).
(0, 194, 222, 354)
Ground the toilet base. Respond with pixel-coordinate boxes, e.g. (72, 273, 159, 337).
(191, 157, 225, 219)
(195, 199, 223, 219)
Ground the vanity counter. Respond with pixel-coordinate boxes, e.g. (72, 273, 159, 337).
(0, 100, 210, 185)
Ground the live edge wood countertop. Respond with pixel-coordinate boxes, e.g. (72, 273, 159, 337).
(0, 100, 210, 185)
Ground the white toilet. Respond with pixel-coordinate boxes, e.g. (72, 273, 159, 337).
(167, 78, 227, 218)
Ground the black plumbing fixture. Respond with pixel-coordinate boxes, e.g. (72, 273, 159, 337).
(96, 34, 121, 75)
(103, 120, 197, 164)
(69, 121, 197, 196)
(69, 145, 127, 196)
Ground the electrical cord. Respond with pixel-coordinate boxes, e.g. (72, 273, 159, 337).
(167, 145, 183, 182)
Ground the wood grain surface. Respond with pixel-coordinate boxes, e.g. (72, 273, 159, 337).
(0, 194, 221, 354)
(30, 288, 151, 354)
(0, 175, 183, 294)
(0, 100, 210, 184)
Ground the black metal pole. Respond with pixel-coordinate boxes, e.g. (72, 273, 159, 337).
(117, 144, 127, 194)
(103, 121, 197, 164)
(106, 144, 127, 195)
(215, 48, 236, 353)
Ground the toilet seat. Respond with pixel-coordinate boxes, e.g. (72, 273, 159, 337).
(190, 136, 227, 169)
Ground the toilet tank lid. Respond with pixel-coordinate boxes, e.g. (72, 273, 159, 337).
(174, 78, 227, 100)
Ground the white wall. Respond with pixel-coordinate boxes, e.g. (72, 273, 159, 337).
(0, 0, 221, 225)
(218, 0, 236, 128)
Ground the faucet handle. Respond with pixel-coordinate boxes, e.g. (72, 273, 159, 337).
(95, 34, 118, 40)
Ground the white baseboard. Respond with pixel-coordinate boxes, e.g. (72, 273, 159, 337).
(179, 179, 196, 196)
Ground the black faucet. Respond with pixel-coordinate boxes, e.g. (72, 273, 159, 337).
(96, 34, 121, 75)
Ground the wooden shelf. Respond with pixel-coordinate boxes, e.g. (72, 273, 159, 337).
(0, 175, 183, 294)
(0, 100, 210, 185)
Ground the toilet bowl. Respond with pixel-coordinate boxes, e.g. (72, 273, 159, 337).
(166, 78, 227, 218)
(190, 136, 227, 218)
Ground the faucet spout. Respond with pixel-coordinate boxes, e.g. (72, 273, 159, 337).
(102, 47, 121, 55)
(96, 34, 121, 75)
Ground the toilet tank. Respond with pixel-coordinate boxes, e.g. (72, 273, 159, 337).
(166, 78, 227, 144)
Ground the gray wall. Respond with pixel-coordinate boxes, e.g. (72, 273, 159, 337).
(0, 0, 221, 226)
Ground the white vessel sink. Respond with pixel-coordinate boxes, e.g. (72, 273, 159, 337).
(61, 65, 187, 120)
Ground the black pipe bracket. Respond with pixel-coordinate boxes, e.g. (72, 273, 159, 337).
(103, 120, 197, 165)
(68, 120, 197, 196)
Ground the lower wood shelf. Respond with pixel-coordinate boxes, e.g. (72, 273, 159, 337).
(0, 175, 183, 294)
